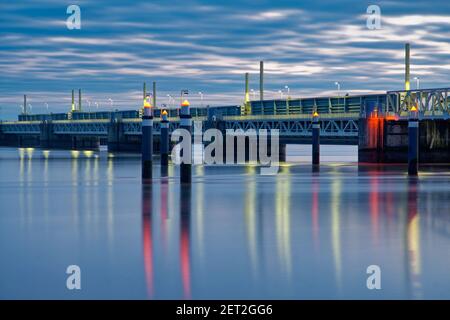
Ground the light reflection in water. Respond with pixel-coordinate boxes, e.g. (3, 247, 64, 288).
(180, 184, 192, 299)
(142, 185, 154, 298)
(406, 178, 422, 299)
(275, 166, 292, 279)
(245, 165, 258, 279)
(195, 165, 205, 267)
(369, 173, 380, 245)
(331, 178, 342, 292)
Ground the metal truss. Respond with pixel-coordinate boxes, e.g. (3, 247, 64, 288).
(224, 118, 359, 137)
(52, 121, 109, 135)
(0, 122, 41, 134)
(386, 88, 450, 119)
(122, 120, 180, 135)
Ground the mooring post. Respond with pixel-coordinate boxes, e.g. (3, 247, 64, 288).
(312, 111, 320, 170)
(408, 105, 419, 176)
(180, 99, 192, 184)
(142, 95, 153, 181)
(160, 109, 169, 167)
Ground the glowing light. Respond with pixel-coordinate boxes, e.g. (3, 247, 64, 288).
(71, 150, 80, 158)
(181, 100, 190, 107)
(161, 110, 168, 116)
(411, 105, 418, 112)
(313, 111, 319, 117)
(83, 150, 94, 158)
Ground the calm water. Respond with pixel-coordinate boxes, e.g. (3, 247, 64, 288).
(1, 147, 450, 300)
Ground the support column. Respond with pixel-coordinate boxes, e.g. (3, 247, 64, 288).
(180, 99, 192, 184)
(142, 96, 153, 181)
(408, 106, 419, 175)
(278, 143, 287, 162)
(160, 110, 169, 167)
(312, 111, 320, 170)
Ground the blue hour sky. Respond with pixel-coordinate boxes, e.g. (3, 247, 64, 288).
(1, 0, 450, 118)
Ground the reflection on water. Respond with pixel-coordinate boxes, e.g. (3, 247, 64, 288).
(1, 147, 450, 299)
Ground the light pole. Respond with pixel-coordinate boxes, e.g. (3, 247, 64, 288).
(167, 94, 174, 109)
(108, 98, 113, 110)
(413, 76, 420, 90)
(86, 100, 91, 112)
(250, 89, 256, 100)
(278, 90, 283, 100)
(198, 91, 203, 107)
(45, 102, 49, 112)
(334, 82, 341, 97)
(285, 85, 290, 97)
(95, 102, 99, 110)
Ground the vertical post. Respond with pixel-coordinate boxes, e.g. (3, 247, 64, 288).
(160, 110, 169, 167)
(259, 61, 264, 101)
(143, 82, 146, 101)
(23, 95, 27, 114)
(408, 106, 419, 176)
(180, 99, 192, 184)
(142, 95, 153, 181)
(152, 81, 156, 108)
(405, 43, 410, 91)
(245, 73, 250, 103)
(71, 89, 75, 112)
(312, 111, 320, 170)
(78, 89, 82, 112)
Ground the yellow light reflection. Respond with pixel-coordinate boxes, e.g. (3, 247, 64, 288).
(245, 164, 258, 278)
(331, 179, 342, 292)
(275, 167, 292, 279)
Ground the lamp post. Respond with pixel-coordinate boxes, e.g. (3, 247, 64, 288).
(198, 91, 204, 107)
(278, 90, 283, 100)
(413, 76, 420, 90)
(250, 89, 256, 100)
(45, 102, 49, 112)
(108, 98, 113, 110)
(285, 85, 290, 97)
(95, 102, 99, 110)
(334, 82, 341, 97)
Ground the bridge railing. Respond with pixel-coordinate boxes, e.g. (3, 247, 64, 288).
(387, 88, 450, 119)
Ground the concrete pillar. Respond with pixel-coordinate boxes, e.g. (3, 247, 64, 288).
(408, 108, 419, 175)
(279, 143, 287, 162)
(39, 121, 53, 148)
(142, 96, 153, 181)
(180, 99, 192, 184)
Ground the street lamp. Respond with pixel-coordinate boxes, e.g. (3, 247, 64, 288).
(278, 90, 283, 100)
(334, 82, 341, 97)
(198, 91, 204, 107)
(285, 85, 290, 97)
(167, 94, 174, 108)
(108, 98, 113, 110)
(413, 76, 420, 90)
(45, 102, 49, 112)
(95, 102, 99, 110)
(86, 100, 91, 111)
(250, 89, 256, 100)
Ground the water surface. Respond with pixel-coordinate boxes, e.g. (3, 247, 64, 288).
(0, 147, 450, 299)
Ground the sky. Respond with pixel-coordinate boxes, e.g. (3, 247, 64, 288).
(1, 0, 450, 119)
